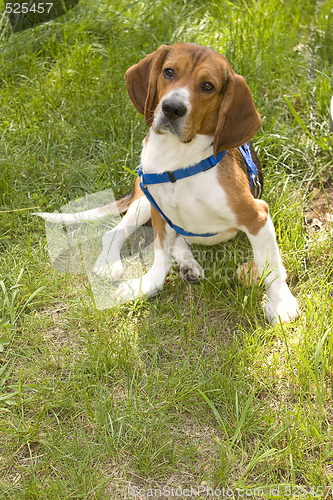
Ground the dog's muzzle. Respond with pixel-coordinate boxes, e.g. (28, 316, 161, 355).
(153, 89, 192, 141)
(161, 99, 187, 120)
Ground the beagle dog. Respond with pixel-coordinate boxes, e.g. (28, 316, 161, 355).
(38, 43, 300, 324)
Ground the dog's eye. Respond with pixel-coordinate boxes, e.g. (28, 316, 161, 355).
(201, 82, 215, 92)
(163, 68, 174, 79)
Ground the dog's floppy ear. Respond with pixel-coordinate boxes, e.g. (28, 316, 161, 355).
(124, 45, 170, 127)
(213, 71, 261, 157)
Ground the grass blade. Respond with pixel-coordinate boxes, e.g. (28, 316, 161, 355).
(283, 95, 328, 150)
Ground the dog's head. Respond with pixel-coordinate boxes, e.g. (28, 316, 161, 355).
(125, 43, 261, 157)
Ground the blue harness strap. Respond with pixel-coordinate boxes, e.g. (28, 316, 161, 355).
(139, 150, 226, 187)
(139, 182, 218, 237)
(138, 144, 260, 238)
(238, 143, 258, 189)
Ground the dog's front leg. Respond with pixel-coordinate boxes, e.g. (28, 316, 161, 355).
(93, 194, 151, 280)
(172, 235, 204, 283)
(245, 210, 299, 324)
(115, 207, 176, 302)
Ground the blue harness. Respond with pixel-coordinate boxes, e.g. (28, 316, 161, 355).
(138, 143, 261, 238)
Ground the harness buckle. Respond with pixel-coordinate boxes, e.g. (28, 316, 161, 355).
(167, 171, 177, 183)
(253, 178, 262, 199)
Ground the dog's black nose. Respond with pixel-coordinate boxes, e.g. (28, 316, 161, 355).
(162, 100, 187, 120)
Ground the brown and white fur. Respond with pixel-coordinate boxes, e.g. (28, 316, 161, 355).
(37, 43, 299, 324)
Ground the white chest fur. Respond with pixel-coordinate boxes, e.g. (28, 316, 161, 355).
(140, 130, 238, 244)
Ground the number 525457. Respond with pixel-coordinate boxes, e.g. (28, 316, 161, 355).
(5, 3, 54, 14)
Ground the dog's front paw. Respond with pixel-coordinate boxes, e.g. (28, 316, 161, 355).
(93, 259, 124, 280)
(114, 278, 145, 302)
(264, 286, 300, 325)
(179, 262, 204, 283)
(115, 276, 162, 303)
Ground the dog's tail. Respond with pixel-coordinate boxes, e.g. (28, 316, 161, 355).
(34, 190, 134, 223)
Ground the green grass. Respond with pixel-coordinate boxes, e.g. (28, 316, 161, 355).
(0, 0, 333, 497)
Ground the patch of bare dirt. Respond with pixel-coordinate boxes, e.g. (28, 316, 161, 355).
(305, 185, 333, 232)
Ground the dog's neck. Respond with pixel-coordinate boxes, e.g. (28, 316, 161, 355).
(141, 129, 214, 173)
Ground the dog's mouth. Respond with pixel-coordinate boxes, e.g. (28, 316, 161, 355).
(153, 118, 194, 144)
(152, 91, 195, 143)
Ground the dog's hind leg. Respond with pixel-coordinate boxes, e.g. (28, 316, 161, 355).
(93, 193, 151, 280)
(245, 208, 299, 324)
